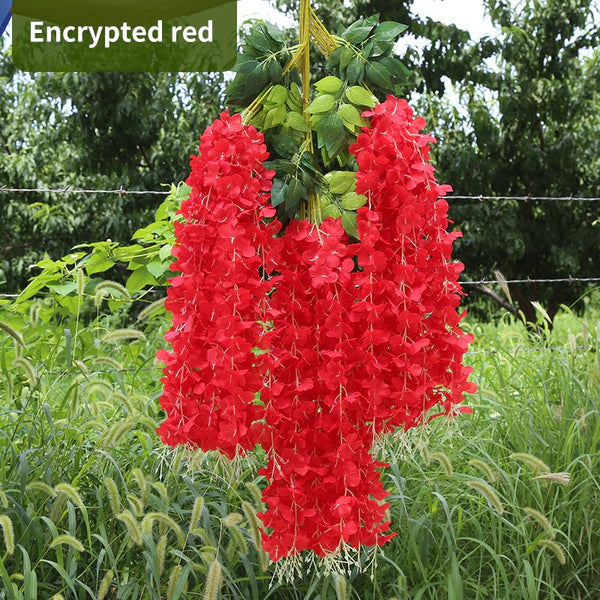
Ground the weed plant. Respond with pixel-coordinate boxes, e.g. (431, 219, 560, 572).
(0, 270, 598, 598)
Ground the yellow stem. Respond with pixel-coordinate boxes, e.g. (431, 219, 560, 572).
(299, 0, 314, 221)
(242, 0, 341, 220)
(309, 8, 338, 56)
(241, 84, 274, 125)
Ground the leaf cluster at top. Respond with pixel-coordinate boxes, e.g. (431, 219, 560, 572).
(226, 14, 410, 237)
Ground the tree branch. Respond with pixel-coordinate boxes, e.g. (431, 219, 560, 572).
(472, 284, 518, 315)
(136, 144, 153, 170)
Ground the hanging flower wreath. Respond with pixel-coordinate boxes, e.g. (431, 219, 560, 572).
(158, 97, 476, 561)
(158, 6, 476, 566)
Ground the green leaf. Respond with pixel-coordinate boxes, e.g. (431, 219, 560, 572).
(339, 47, 354, 69)
(271, 134, 298, 157)
(267, 60, 283, 83)
(339, 103, 364, 130)
(366, 61, 392, 89)
(363, 14, 380, 27)
(375, 21, 409, 41)
(286, 111, 310, 132)
(322, 204, 342, 219)
(326, 171, 356, 195)
(263, 20, 284, 43)
(347, 56, 365, 84)
(232, 58, 260, 74)
(344, 26, 374, 45)
(315, 76, 344, 94)
(244, 32, 274, 56)
(227, 67, 269, 105)
(286, 92, 303, 112)
(326, 46, 343, 69)
(17, 266, 61, 304)
(379, 56, 412, 81)
(361, 40, 375, 59)
(306, 94, 336, 114)
(267, 84, 288, 104)
(159, 244, 173, 261)
(174, 183, 192, 201)
(146, 261, 168, 279)
(264, 105, 287, 130)
(126, 267, 157, 293)
(270, 179, 286, 207)
(287, 177, 305, 200)
(342, 210, 359, 238)
(315, 113, 346, 156)
(265, 158, 296, 174)
(341, 191, 367, 210)
(299, 151, 319, 171)
(288, 82, 302, 104)
(47, 282, 77, 297)
(284, 178, 305, 214)
(371, 40, 394, 58)
(345, 86, 377, 107)
(84, 254, 115, 276)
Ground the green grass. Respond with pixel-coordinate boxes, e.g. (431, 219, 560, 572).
(0, 288, 599, 599)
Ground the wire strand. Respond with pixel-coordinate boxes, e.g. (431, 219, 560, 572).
(0, 186, 170, 196)
(461, 277, 600, 286)
(448, 195, 600, 202)
(466, 345, 592, 356)
(2, 188, 600, 202)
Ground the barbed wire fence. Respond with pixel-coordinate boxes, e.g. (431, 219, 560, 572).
(3, 187, 600, 202)
(1, 187, 599, 360)
(2, 187, 599, 287)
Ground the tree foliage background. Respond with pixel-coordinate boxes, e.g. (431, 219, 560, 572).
(0, 42, 224, 289)
(1, 0, 599, 325)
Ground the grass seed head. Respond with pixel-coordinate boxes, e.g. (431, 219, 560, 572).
(50, 534, 85, 553)
(509, 453, 551, 475)
(468, 458, 497, 482)
(333, 572, 349, 600)
(0, 514, 15, 555)
(467, 480, 505, 515)
(202, 559, 223, 600)
(97, 570, 114, 600)
(538, 539, 567, 565)
(223, 512, 243, 527)
(117, 510, 143, 546)
(523, 507, 556, 538)
(430, 451, 454, 477)
(190, 496, 205, 530)
(532, 472, 571, 485)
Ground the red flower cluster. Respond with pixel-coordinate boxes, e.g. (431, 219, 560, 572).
(158, 98, 476, 562)
(156, 111, 278, 459)
(347, 95, 478, 432)
(256, 219, 395, 560)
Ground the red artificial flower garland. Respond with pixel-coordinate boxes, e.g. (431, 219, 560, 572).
(158, 98, 476, 562)
(256, 218, 395, 560)
(156, 111, 278, 459)
(347, 96, 477, 433)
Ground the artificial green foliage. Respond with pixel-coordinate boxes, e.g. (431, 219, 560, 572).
(261, 0, 600, 326)
(326, 16, 410, 91)
(306, 77, 376, 167)
(226, 21, 299, 107)
(225, 15, 409, 237)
